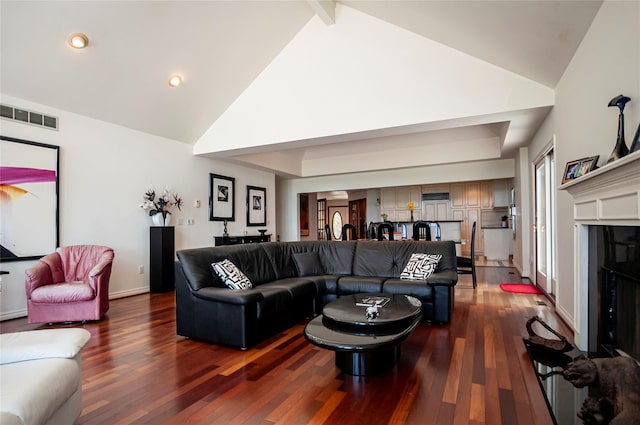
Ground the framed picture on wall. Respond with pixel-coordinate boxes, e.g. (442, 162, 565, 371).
(209, 173, 235, 221)
(246, 185, 266, 226)
(0, 136, 60, 261)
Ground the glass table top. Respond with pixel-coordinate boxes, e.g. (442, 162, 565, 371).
(524, 339, 596, 425)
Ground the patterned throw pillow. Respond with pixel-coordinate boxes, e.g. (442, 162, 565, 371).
(400, 253, 442, 280)
(212, 259, 252, 290)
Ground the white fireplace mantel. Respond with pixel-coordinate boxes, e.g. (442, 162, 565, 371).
(560, 150, 640, 226)
(560, 150, 639, 350)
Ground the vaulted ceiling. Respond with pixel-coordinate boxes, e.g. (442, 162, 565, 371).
(0, 1, 602, 178)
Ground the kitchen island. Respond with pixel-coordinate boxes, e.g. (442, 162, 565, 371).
(482, 226, 512, 260)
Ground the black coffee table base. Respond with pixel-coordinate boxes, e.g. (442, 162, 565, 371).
(304, 293, 422, 376)
(335, 345, 401, 375)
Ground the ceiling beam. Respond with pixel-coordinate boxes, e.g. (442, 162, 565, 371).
(307, 0, 335, 25)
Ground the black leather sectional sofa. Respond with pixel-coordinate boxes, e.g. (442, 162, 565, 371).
(175, 240, 457, 349)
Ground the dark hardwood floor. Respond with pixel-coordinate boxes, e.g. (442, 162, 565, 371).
(1, 267, 568, 424)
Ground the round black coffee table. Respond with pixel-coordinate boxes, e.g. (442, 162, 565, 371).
(304, 293, 422, 375)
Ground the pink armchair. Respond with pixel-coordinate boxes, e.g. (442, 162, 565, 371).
(25, 245, 115, 324)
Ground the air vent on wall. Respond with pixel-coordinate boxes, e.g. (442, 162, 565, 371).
(0, 104, 58, 130)
(422, 192, 450, 201)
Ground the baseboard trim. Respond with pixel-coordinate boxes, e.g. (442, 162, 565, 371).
(110, 287, 149, 299)
(0, 308, 28, 321)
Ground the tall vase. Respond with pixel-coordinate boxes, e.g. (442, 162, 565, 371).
(151, 214, 164, 226)
(410, 210, 414, 222)
(164, 214, 171, 226)
(607, 94, 631, 163)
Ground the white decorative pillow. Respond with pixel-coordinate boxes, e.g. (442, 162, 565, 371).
(400, 253, 442, 280)
(212, 259, 252, 290)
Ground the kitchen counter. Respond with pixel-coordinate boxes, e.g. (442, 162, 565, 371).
(483, 227, 512, 260)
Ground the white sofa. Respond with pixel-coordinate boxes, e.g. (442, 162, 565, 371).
(0, 328, 91, 425)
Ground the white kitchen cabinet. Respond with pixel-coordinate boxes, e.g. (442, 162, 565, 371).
(483, 228, 512, 260)
(493, 180, 510, 207)
(481, 182, 493, 208)
(396, 210, 410, 222)
(452, 208, 482, 256)
(421, 183, 450, 194)
(381, 188, 396, 211)
(466, 183, 480, 207)
(423, 201, 450, 221)
(396, 186, 421, 210)
(451, 184, 465, 207)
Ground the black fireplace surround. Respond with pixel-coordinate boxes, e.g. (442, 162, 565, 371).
(594, 226, 640, 360)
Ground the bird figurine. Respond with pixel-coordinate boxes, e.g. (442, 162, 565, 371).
(607, 94, 631, 163)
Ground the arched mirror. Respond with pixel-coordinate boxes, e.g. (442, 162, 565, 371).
(332, 211, 343, 240)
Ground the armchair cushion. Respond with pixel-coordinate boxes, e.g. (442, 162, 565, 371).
(30, 283, 95, 303)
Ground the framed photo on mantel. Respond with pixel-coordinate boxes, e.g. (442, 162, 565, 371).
(246, 185, 266, 226)
(209, 173, 234, 221)
(562, 155, 599, 184)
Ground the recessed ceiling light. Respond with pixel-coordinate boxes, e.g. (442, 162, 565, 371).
(67, 33, 89, 49)
(168, 74, 183, 88)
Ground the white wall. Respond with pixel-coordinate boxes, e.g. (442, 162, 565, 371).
(0, 95, 276, 320)
(512, 147, 531, 277)
(195, 4, 553, 157)
(366, 189, 381, 226)
(525, 0, 640, 331)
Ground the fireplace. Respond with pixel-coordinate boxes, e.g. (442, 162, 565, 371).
(589, 225, 640, 359)
(561, 151, 640, 357)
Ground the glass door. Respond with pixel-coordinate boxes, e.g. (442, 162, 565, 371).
(534, 149, 556, 296)
(317, 198, 327, 240)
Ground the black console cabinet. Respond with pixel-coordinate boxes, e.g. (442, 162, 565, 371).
(150, 226, 175, 292)
(214, 235, 271, 246)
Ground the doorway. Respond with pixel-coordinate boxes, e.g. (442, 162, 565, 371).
(348, 199, 366, 239)
(534, 146, 556, 296)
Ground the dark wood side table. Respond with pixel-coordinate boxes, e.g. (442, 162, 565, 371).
(214, 235, 271, 246)
(150, 226, 175, 293)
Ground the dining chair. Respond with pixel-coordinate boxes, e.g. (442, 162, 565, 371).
(377, 222, 394, 241)
(342, 223, 358, 240)
(412, 221, 431, 241)
(457, 221, 477, 288)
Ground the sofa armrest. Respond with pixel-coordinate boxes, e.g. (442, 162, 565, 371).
(426, 270, 458, 286)
(192, 287, 264, 305)
(89, 251, 114, 278)
(0, 329, 90, 365)
(24, 258, 55, 295)
(88, 251, 114, 292)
